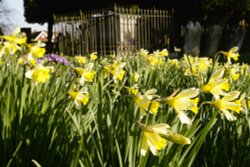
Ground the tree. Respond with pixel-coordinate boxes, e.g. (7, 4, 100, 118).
(198, 0, 250, 25)
(24, 0, 53, 52)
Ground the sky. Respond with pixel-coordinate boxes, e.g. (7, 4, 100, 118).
(0, 0, 47, 35)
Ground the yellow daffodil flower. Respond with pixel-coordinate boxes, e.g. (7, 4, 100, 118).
(152, 49, 169, 57)
(134, 95, 160, 115)
(140, 123, 168, 156)
(163, 87, 200, 124)
(1, 27, 27, 45)
(181, 55, 212, 77)
(74, 67, 96, 85)
(68, 87, 89, 109)
(1, 41, 19, 55)
(113, 69, 125, 82)
(25, 42, 46, 66)
(125, 84, 139, 95)
(29, 45, 46, 58)
(75, 55, 88, 64)
(104, 60, 126, 83)
(210, 91, 242, 121)
(0, 28, 27, 55)
(225, 63, 240, 81)
(236, 92, 248, 112)
(139, 123, 190, 156)
(219, 47, 240, 63)
(133, 89, 160, 115)
(148, 55, 163, 65)
(239, 63, 250, 76)
(90, 52, 98, 61)
(132, 72, 140, 82)
(167, 59, 179, 69)
(25, 65, 53, 84)
(139, 48, 149, 57)
(159, 48, 169, 57)
(201, 68, 230, 99)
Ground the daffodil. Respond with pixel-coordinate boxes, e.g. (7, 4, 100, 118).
(159, 48, 169, 57)
(210, 91, 242, 121)
(68, 87, 89, 109)
(167, 59, 179, 69)
(1, 27, 27, 45)
(139, 123, 190, 156)
(163, 87, 200, 124)
(147, 54, 165, 67)
(132, 72, 140, 82)
(25, 65, 53, 84)
(225, 63, 240, 81)
(104, 60, 126, 83)
(74, 66, 96, 85)
(219, 47, 240, 63)
(1, 41, 19, 55)
(139, 123, 168, 156)
(113, 69, 125, 82)
(139, 48, 149, 57)
(75, 55, 88, 64)
(0, 28, 27, 55)
(133, 89, 160, 115)
(236, 92, 248, 112)
(90, 52, 98, 61)
(239, 63, 250, 76)
(201, 68, 230, 99)
(151, 49, 169, 57)
(181, 55, 212, 77)
(125, 84, 139, 95)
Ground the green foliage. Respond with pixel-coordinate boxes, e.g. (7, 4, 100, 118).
(0, 36, 250, 167)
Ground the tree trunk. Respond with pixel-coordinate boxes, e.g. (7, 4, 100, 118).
(46, 16, 54, 53)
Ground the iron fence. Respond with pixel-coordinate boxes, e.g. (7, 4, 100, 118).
(53, 5, 174, 56)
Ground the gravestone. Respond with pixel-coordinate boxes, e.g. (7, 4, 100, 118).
(202, 25, 223, 56)
(240, 26, 250, 53)
(220, 25, 246, 51)
(234, 27, 246, 51)
(183, 21, 202, 56)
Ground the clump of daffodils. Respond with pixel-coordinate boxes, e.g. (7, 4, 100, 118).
(0, 27, 27, 56)
(181, 54, 212, 77)
(104, 59, 126, 83)
(75, 55, 88, 65)
(146, 49, 169, 68)
(17, 41, 47, 66)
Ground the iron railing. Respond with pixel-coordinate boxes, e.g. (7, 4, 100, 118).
(53, 5, 174, 56)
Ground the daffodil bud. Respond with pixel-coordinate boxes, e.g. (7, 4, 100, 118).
(163, 133, 191, 145)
